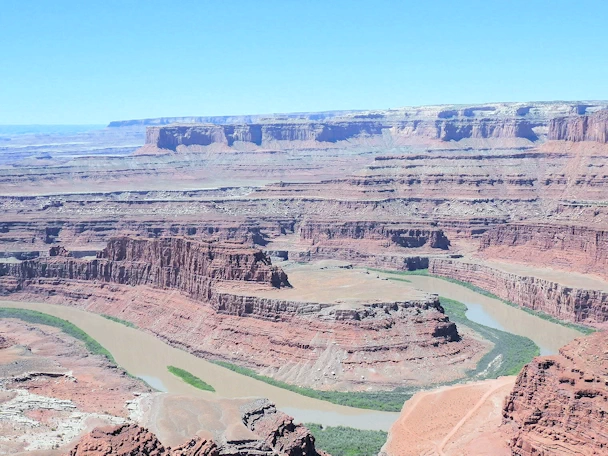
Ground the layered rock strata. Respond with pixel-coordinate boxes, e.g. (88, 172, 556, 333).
(140, 119, 538, 154)
(0, 236, 291, 308)
(138, 102, 608, 154)
(0, 239, 478, 390)
(480, 223, 608, 278)
(298, 221, 449, 249)
(503, 331, 608, 455)
(429, 258, 608, 324)
(263, 220, 453, 270)
(548, 109, 608, 143)
(0, 215, 288, 251)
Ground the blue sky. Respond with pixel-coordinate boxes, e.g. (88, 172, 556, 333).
(1, 0, 607, 124)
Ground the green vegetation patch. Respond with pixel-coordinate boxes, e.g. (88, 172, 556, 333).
(306, 423, 388, 456)
(212, 361, 412, 411)
(440, 297, 539, 377)
(167, 365, 215, 392)
(0, 307, 115, 363)
(101, 314, 136, 328)
(368, 267, 429, 277)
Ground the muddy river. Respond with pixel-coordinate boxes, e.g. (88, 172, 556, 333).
(0, 274, 583, 430)
(0, 300, 399, 431)
(403, 275, 583, 355)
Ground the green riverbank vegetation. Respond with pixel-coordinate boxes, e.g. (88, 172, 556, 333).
(378, 268, 595, 334)
(212, 291, 540, 411)
(306, 423, 388, 456)
(167, 365, 216, 392)
(101, 314, 136, 328)
(0, 307, 115, 363)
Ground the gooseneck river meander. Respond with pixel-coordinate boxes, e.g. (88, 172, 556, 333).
(0, 275, 582, 431)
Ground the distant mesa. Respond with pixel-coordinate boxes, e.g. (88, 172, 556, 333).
(125, 101, 608, 155)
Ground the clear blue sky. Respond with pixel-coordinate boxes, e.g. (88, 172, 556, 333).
(2, 0, 607, 124)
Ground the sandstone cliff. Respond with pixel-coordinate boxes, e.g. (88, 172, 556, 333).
(480, 223, 608, 278)
(503, 331, 608, 455)
(298, 221, 450, 249)
(140, 119, 541, 154)
(134, 102, 608, 154)
(142, 121, 386, 152)
(548, 109, 608, 143)
(0, 237, 290, 305)
(429, 258, 608, 325)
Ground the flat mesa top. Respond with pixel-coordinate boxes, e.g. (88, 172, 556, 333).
(216, 261, 429, 306)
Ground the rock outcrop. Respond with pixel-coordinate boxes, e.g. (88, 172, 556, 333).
(68, 400, 327, 456)
(429, 258, 608, 324)
(548, 109, 608, 143)
(503, 331, 608, 455)
(241, 399, 325, 456)
(68, 424, 174, 456)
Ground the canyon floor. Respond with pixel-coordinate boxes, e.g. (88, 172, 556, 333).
(381, 377, 515, 456)
(1, 102, 607, 454)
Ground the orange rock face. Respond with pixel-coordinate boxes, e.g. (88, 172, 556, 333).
(503, 331, 608, 455)
(67, 424, 226, 456)
(0, 236, 289, 297)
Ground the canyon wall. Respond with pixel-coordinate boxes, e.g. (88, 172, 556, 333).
(0, 215, 290, 251)
(0, 237, 478, 390)
(298, 221, 450, 249)
(503, 331, 608, 455)
(429, 258, 608, 324)
(145, 121, 386, 151)
(480, 223, 608, 277)
(140, 119, 540, 153)
(548, 109, 608, 142)
(0, 237, 293, 314)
